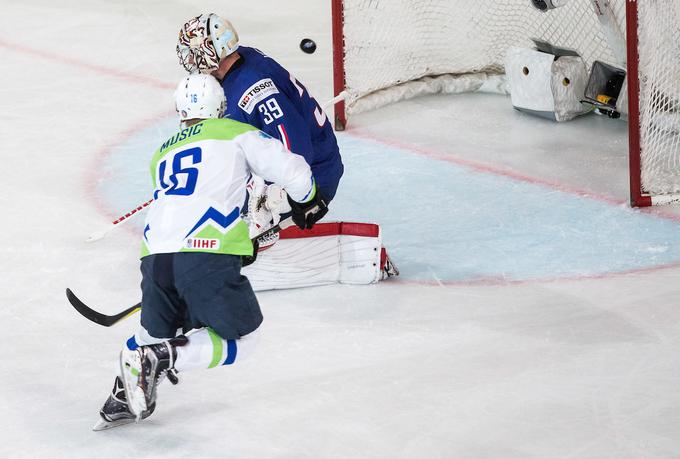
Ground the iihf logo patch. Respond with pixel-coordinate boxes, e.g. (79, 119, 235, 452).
(186, 238, 220, 250)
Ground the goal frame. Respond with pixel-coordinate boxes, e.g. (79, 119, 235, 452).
(625, 0, 680, 207)
(626, 0, 650, 207)
(331, 0, 347, 131)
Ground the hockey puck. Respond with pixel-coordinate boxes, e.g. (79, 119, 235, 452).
(299, 38, 317, 54)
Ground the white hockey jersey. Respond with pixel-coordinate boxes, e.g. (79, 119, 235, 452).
(141, 118, 314, 257)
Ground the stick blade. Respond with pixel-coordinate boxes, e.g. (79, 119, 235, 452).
(65, 288, 140, 327)
(86, 225, 115, 242)
(85, 230, 107, 242)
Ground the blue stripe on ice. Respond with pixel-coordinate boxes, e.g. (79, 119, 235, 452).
(98, 116, 680, 283)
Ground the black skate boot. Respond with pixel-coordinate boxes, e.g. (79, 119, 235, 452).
(92, 376, 156, 431)
(120, 336, 188, 420)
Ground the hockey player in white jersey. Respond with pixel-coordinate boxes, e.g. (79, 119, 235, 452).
(94, 74, 326, 430)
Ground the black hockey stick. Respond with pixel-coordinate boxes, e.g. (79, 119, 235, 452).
(66, 288, 141, 327)
(66, 216, 298, 326)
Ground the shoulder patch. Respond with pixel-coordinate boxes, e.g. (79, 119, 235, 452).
(238, 78, 279, 114)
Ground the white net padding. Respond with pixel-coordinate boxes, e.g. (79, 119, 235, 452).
(340, 0, 626, 115)
(338, 0, 680, 202)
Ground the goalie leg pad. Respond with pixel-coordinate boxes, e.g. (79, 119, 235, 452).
(242, 222, 397, 291)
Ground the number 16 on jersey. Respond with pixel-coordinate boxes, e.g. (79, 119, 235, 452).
(154, 147, 203, 198)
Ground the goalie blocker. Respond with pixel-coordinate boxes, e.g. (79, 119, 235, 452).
(243, 221, 398, 290)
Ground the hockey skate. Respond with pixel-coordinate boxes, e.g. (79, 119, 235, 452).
(119, 336, 187, 420)
(93, 376, 157, 431)
(93, 368, 180, 431)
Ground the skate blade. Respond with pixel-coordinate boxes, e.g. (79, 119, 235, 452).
(92, 416, 136, 431)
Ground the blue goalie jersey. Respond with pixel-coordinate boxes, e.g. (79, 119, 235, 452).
(220, 46, 343, 200)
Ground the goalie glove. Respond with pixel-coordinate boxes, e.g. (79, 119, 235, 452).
(287, 185, 328, 230)
(263, 184, 286, 216)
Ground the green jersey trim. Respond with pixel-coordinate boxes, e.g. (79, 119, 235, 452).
(179, 220, 253, 256)
(140, 239, 151, 259)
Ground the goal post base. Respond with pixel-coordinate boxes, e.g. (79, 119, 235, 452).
(631, 193, 680, 207)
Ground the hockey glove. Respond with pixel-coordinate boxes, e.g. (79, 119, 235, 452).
(287, 186, 328, 230)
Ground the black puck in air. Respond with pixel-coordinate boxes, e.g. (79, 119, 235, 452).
(300, 38, 317, 54)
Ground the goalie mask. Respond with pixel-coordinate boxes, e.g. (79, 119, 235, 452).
(174, 74, 226, 121)
(177, 13, 240, 74)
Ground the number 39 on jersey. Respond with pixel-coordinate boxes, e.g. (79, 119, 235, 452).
(258, 98, 284, 125)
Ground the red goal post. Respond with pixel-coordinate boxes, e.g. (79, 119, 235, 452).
(332, 0, 680, 207)
(626, 1, 680, 207)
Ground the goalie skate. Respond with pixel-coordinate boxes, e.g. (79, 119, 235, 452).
(380, 247, 399, 280)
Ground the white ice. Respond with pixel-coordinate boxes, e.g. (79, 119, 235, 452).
(2, 1, 680, 458)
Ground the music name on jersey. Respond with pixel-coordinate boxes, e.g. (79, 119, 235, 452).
(160, 123, 203, 153)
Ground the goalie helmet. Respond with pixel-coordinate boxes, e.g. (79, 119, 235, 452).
(177, 13, 240, 74)
(174, 74, 226, 121)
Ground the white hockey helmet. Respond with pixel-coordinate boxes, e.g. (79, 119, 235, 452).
(177, 13, 240, 74)
(174, 74, 226, 121)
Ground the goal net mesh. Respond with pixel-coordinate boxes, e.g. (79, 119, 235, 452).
(637, 1, 680, 196)
(339, 0, 680, 199)
(341, 0, 624, 111)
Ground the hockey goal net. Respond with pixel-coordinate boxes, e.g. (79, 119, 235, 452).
(331, 0, 680, 207)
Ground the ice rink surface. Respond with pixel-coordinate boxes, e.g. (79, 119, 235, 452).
(2, 1, 680, 458)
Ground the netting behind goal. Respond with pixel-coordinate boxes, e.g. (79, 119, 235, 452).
(335, 0, 625, 118)
(332, 0, 680, 206)
(633, 1, 680, 203)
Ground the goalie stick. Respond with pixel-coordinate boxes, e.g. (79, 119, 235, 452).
(67, 216, 297, 326)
